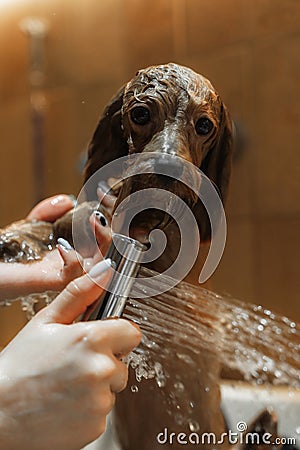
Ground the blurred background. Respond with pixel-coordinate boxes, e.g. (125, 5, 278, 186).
(0, 0, 299, 346)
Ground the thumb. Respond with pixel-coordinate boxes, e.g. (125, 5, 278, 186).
(37, 259, 112, 324)
(26, 194, 75, 222)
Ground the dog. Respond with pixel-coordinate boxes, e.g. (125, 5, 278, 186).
(83, 64, 282, 450)
(83, 63, 234, 450)
(84, 63, 233, 283)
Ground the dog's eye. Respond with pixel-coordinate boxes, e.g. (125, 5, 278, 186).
(130, 106, 150, 125)
(195, 117, 214, 135)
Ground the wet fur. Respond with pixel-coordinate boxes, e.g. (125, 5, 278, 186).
(84, 63, 233, 243)
(84, 63, 234, 450)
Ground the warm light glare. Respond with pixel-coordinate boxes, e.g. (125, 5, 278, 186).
(0, 0, 24, 7)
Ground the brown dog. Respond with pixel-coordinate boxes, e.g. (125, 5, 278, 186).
(84, 63, 233, 283)
(84, 63, 234, 450)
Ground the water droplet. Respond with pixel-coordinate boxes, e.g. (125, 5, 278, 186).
(176, 353, 194, 365)
(189, 420, 200, 432)
(175, 413, 184, 426)
(131, 385, 139, 393)
(174, 382, 185, 393)
(2, 300, 12, 307)
(272, 326, 282, 335)
(157, 377, 166, 388)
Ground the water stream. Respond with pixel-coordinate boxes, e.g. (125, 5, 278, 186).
(1, 267, 299, 445)
(123, 268, 299, 391)
(1, 267, 299, 388)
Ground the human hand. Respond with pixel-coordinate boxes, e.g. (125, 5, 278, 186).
(0, 259, 141, 450)
(0, 191, 114, 300)
(79, 181, 117, 271)
(26, 194, 75, 222)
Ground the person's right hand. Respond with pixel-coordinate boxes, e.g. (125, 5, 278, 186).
(0, 259, 141, 450)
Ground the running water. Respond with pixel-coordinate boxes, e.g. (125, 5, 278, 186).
(0, 291, 58, 319)
(1, 267, 299, 388)
(124, 268, 300, 391)
(1, 267, 299, 447)
(114, 268, 300, 449)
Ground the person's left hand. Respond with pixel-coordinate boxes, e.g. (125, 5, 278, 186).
(0, 193, 115, 300)
(0, 195, 82, 300)
(26, 194, 75, 222)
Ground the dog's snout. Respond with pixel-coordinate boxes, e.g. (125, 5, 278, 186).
(154, 155, 183, 180)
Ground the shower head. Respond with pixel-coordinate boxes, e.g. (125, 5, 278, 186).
(84, 233, 145, 320)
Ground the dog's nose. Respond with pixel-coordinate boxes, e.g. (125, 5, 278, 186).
(153, 155, 183, 180)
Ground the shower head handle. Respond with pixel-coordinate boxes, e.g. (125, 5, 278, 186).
(84, 233, 145, 321)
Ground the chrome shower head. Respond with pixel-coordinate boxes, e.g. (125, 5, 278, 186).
(84, 233, 145, 320)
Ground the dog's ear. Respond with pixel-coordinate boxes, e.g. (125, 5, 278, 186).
(193, 103, 233, 241)
(84, 86, 128, 197)
(200, 103, 233, 204)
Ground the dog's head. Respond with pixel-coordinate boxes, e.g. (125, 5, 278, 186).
(84, 63, 233, 242)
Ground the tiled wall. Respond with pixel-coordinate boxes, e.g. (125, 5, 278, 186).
(0, 0, 299, 345)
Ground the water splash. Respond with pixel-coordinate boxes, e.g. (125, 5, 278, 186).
(1, 268, 299, 389)
(2, 268, 299, 444)
(0, 291, 58, 320)
(123, 268, 300, 390)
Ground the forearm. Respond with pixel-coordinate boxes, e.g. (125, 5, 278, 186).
(0, 263, 45, 300)
(0, 251, 64, 301)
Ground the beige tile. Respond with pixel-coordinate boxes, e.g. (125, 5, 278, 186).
(0, 303, 27, 349)
(0, 99, 33, 226)
(211, 218, 256, 303)
(44, 87, 82, 197)
(251, 0, 300, 37)
(44, 80, 127, 198)
(254, 218, 300, 321)
(0, 3, 36, 103)
(172, 0, 188, 59)
(185, 0, 253, 56)
(74, 81, 125, 149)
(33, 0, 127, 86)
(122, 0, 175, 75)
(251, 34, 300, 216)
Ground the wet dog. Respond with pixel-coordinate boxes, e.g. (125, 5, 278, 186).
(84, 63, 233, 281)
(83, 63, 234, 450)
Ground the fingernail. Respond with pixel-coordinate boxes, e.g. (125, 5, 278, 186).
(57, 238, 74, 251)
(128, 320, 141, 333)
(94, 211, 108, 227)
(88, 258, 112, 280)
(68, 194, 77, 207)
(50, 195, 66, 206)
(97, 181, 111, 194)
